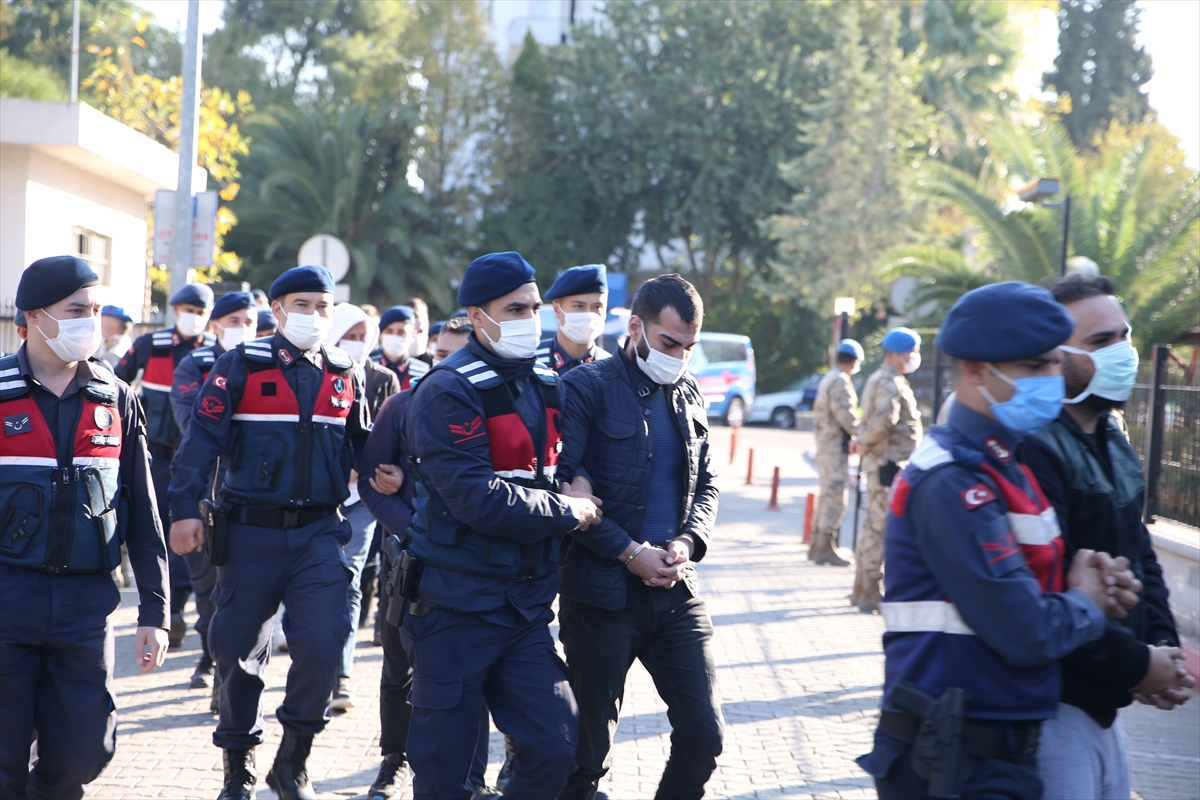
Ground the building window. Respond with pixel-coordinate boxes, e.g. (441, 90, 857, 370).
(73, 228, 112, 285)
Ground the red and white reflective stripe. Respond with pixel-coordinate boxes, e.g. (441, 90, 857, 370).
(0, 456, 58, 467)
(141, 382, 171, 393)
(231, 413, 301, 422)
(1007, 508, 1061, 546)
(73, 456, 120, 468)
(312, 414, 347, 426)
(881, 601, 976, 636)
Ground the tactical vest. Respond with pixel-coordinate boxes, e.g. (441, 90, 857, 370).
(880, 427, 1066, 719)
(0, 355, 124, 572)
(222, 338, 356, 508)
(142, 329, 213, 449)
(409, 351, 563, 580)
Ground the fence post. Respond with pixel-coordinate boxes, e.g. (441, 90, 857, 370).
(1142, 344, 1170, 525)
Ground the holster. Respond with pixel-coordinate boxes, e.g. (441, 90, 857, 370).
(382, 535, 406, 627)
(892, 681, 968, 799)
(201, 499, 230, 567)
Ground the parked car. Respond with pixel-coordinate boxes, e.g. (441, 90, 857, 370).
(745, 373, 822, 428)
(688, 332, 755, 426)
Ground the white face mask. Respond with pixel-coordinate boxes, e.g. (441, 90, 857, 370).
(381, 334, 411, 361)
(35, 311, 102, 363)
(481, 310, 541, 360)
(409, 331, 429, 358)
(176, 311, 208, 338)
(1061, 339, 1139, 403)
(339, 340, 367, 363)
(279, 308, 331, 351)
(216, 323, 249, 352)
(559, 311, 606, 346)
(635, 332, 690, 385)
(904, 351, 922, 374)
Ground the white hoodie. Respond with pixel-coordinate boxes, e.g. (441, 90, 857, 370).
(324, 302, 379, 366)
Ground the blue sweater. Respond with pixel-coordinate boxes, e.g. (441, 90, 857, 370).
(641, 386, 684, 544)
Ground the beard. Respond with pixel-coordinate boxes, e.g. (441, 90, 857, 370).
(1064, 356, 1126, 412)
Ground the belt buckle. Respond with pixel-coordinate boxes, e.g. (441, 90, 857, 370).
(282, 509, 300, 528)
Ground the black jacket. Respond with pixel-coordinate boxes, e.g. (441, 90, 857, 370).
(558, 347, 719, 611)
(1021, 410, 1178, 727)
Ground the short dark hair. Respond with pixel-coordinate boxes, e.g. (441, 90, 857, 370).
(836, 352, 858, 366)
(1044, 273, 1114, 305)
(630, 273, 703, 326)
(443, 316, 473, 334)
(402, 298, 428, 316)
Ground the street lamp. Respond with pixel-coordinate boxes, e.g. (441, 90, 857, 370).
(1017, 177, 1070, 276)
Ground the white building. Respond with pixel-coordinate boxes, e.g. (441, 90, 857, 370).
(485, 0, 605, 63)
(0, 99, 205, 324)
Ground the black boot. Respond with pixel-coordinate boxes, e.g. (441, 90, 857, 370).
(217, 748, 256, 800)
(266, 731, 316, 800)
(191, 653, 215, 689)
(367, 752, 411, 800)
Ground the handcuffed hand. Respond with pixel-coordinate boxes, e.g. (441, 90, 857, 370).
(1088, 551, 1142, 614)
(1131, 645, 1195, 709)
(170, 518, 205, 555)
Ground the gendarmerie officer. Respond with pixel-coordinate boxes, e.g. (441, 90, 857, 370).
(1, 256, 170, 800)
(116, 281, 215, 647)
(168, 266, 371, 800)
(375, 305, 430, 389)
(856, 282, 1143, 799)
(400, 252, 600, 800)
(170, 291, 258, 700)
(537, 264, 611, 373)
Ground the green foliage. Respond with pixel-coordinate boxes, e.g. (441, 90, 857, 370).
(223, 103, 446, 309)
(1043, 0, 1153, 149)
(0, 47, 67, 100)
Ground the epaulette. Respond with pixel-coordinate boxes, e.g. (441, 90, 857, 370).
(0, 354, 28, 400)
(323, 344, 354, 372)
(241, 338, 275, 364)
(409, 358, 430, 379)
(192, 345, 218, 366)
(151, 328, 176, 350)
(452, 359, 502, 389)
(532, 362, 559, 386)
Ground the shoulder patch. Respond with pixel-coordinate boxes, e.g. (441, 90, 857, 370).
(323, 344, 354, 371)
(447, 408, 487, 445)
(960, 482, 997, 510)
(241, 341, 274, 364)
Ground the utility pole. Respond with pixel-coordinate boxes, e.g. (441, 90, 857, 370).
(168, 0, 202, 326)
(70, 0, 80, 103)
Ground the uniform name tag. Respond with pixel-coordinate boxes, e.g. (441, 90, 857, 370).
(91, 434, 121, 447)
(330, 397, 351, 409)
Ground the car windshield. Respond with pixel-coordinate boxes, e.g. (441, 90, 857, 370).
(784, 378, 807, 392)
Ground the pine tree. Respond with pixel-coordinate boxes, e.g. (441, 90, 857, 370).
(1043, 0, 1153, 148)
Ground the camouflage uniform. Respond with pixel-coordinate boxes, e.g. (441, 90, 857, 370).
(811, 369, 859, 561)
(853, 362, 922, 607)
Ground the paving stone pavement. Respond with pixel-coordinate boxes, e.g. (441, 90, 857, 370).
(84, 425, 1198, 799)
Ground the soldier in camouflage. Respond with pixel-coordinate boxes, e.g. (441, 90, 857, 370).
(810, 339, 863, 566)
(851, 328, 923, 612)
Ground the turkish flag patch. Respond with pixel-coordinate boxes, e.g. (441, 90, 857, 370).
(960, 483, 996, 510)
(212, 375, 228, 390)
(447, 411, 486, 445)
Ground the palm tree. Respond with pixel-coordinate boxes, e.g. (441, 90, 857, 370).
(881, 119, 1199, 347)
(225, 103, 448, 308)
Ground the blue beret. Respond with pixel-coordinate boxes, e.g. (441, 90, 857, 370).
(545, 264, 608, 301)
(450, 308, 469, 319)
(937, 281, 1074, 362)
(14, 310, 27, 327)
(429, 320, 446, 338)
(837, 339, 864, 360)
(269, 265, 336, 300)
(380, 305, 416, 330)
(170, 283, 214, 308)
(15, 256, 99, 310)
(211, 291, 255, 320)
(882, 327, 921, 353)
(101, 305, 134, 324)
(458, 252, 536, 307)
(256, 310, 277, 331)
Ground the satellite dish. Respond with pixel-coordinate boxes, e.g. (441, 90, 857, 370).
(890, 275, 937, 320)
(298, 234, 351, 282)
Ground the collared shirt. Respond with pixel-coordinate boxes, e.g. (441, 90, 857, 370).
(536, 335, 610, 375)
(12, 347, 170, 628)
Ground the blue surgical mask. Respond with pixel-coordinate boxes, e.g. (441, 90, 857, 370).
(979, 363, 1064, 437)
(1060, 340, 1139, 404)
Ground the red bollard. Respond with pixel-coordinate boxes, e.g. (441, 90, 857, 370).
(729, 422, 740, 465)
(745, 449, 754, 485)
(767, 467, 781, 511)
(802, 492, 815, 542)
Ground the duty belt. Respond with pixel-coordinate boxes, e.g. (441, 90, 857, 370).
(231, 505, 337, 529)
(879, 709, 1040, 762)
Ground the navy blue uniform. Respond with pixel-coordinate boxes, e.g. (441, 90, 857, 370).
(168, 333, 370, 750)
(536, 335, 609, 374)
(0, 348, 169, 800)
(401, 336, 581, 800)
(115, 327, 214, 601)
(857, 403, 1108, 799)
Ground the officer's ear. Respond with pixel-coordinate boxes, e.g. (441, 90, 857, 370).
(960, 360, 989, 386)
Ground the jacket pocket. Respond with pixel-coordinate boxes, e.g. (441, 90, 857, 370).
(0, 484, 43, 557)
(411, 677, 462, 710)
(596, 415, 636, 440)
